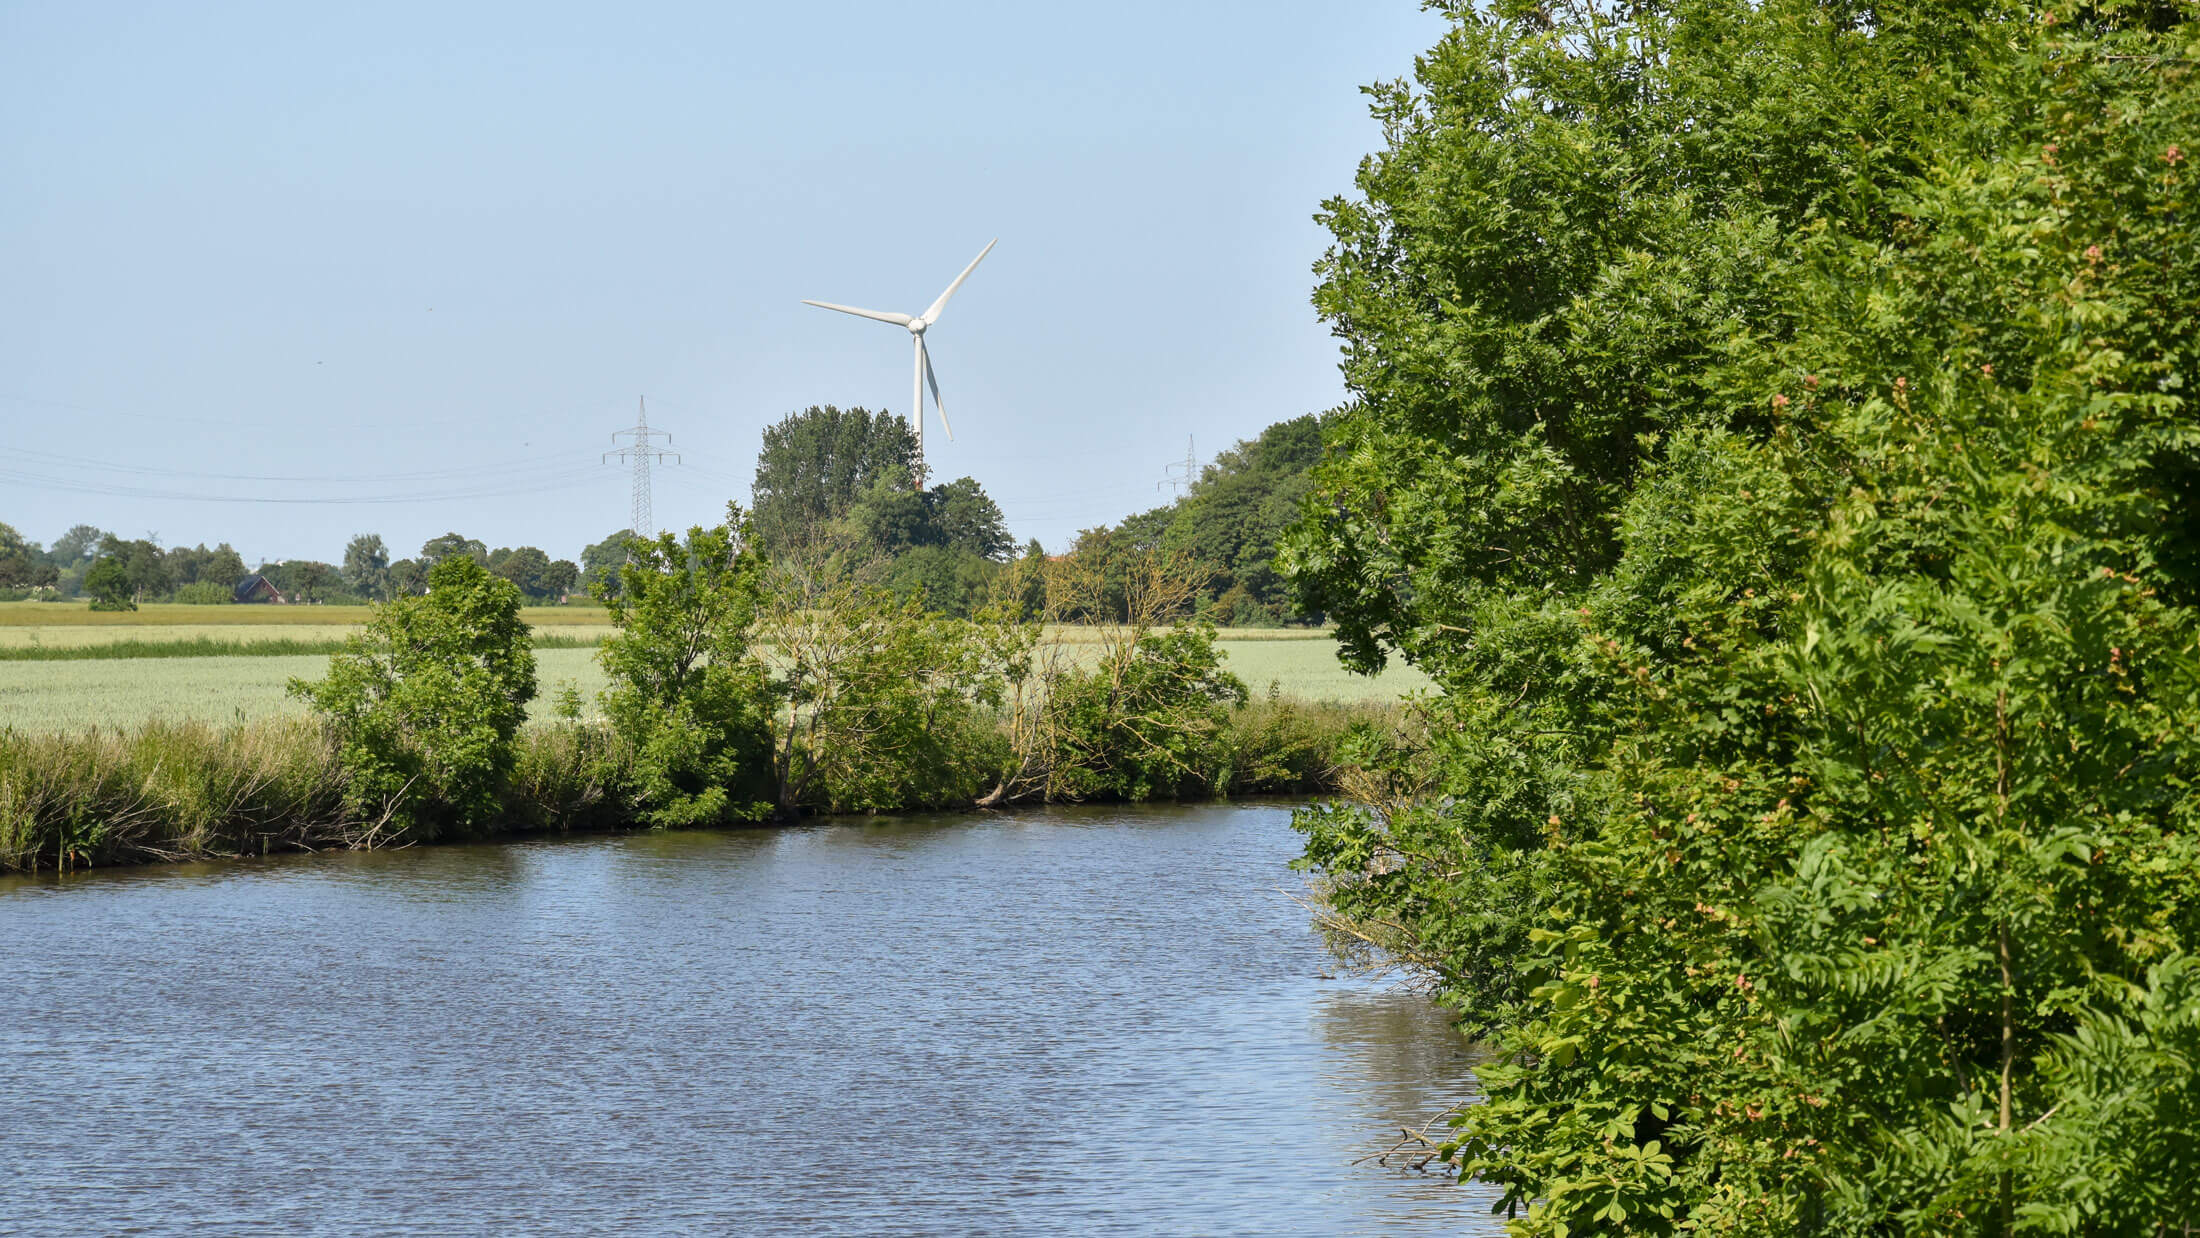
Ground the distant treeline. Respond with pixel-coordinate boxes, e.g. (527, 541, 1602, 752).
(0, 524, 1383, 873)
(0, 523, 584, 610)
(4, 405, 1324, 625)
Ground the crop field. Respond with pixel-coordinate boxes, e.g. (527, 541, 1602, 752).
(0, 628, 1423, 733)
(0, 601, 614, 637)
(0, 649, 615, 734)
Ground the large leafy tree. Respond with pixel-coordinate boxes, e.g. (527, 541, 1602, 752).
(342, 534, 389, 600)
(0, 522, 56, 589)
(492, 545, 553, 599)
(580, 529, 634, 599)
(47, 524, 105, 567)
(748, 403, 1015, 616)
(1286, 0, 2200, 1230)
(165, 543, 247, 588)
(750, 404, 919, 555)
(419, 532, 487, 567)
(263, 559, 338, 604)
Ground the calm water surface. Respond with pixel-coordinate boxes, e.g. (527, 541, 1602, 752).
(1, 804, 1502, 1234)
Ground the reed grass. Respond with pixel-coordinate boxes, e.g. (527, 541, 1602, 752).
(0, 699, 1397, 874)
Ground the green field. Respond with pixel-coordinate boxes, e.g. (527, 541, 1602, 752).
(0, 614, 1425, 733)
(0, 600, 614, 636)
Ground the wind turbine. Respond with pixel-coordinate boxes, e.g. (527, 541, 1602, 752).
(803, 239, 996, 477)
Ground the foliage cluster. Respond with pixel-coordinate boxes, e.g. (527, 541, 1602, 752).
(8, 520, 1380, 870)
(288, 556, 537, 839)
(744, 404, 1016, 617)
(1287, 0, 2200, 1230)
(1061, 415, 1325, 626)
(598, 517, 776, 826)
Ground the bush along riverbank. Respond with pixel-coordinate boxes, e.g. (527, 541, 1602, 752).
(1, 528, 1394, 874)
(1283, 1, 2200, 1230)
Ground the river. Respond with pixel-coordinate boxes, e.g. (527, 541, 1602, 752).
(0, 804, 1504, 1234)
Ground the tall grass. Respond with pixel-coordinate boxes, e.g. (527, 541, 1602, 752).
(0, 720, 350, 871)
(0, 720, 639, 872)
(0, 700, 1398, 873)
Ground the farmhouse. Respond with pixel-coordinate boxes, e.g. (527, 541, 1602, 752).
(233, 574, 286, 604)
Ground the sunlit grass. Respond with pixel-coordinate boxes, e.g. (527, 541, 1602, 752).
(0, 601, 613, 629)
(0, 632, 609, 660)
(0, 638, 1416, 733)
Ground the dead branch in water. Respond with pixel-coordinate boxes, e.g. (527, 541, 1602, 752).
(1354, 1104, 1470, 1172)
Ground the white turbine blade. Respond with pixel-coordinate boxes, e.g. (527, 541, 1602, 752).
(921, 338, 953, 440)
(919, 239, 997, 326)
(802, 299, 914, 327)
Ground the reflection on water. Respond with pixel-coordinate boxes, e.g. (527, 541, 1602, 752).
(0, 804, 1501, 1234)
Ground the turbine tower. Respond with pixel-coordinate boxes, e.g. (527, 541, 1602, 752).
(605, 397, 678, 536)
(803, 240, 996, 477)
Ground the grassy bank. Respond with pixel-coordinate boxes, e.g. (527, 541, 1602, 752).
(0, 698, 1390, 873)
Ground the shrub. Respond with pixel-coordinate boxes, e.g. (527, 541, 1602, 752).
(597, 513, 776, 827)
(290, 555, 535, 840)
(83, 557, 134, 611)
(1043, 624, 1247, 801)
(172, 581, 233, 605)
(763, 569, 1012, 815)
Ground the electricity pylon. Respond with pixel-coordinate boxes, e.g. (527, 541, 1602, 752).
(605, 397, 678, 536)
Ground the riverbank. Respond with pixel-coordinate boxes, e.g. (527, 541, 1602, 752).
(0, 697, 1388, 873)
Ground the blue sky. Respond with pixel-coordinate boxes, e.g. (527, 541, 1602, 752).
(0, 1, 1445, 564)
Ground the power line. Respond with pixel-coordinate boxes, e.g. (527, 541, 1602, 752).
(0, 443, 588, 487)
(0, 465, 607, 505)
(604, 397, 678, 536)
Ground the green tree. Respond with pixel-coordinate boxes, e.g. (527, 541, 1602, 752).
(100, 535, 172, 602)
(580, 530, 634, 599)
(386, 558, 428, 597)
(1284, 0, 2200, 1230)
(1057, 415, 1323, 625)
(264, 559, 338, 604)
(749, 404, 918, 555)
(929, 476, 1013, 560)
(419, 532, 487, 567)
(164, 543, 238, 588)
(597, 509, 777, 826)
(202, 543, 247, 587)
(83, 555, 134, 611)
(0, 522, 56, 589)
(759, 549, 1013, 815)
(290, 555, 536, 838)
(542, 559, 579, 601)
(342, 534, 390, 600)
(494, 546, 552, 599)
(47, 524, 105, 567)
